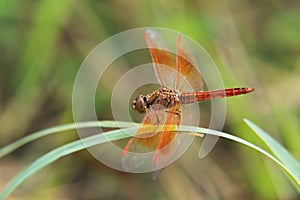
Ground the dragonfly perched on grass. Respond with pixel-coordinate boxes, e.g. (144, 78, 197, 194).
(121, 30, 254, 174)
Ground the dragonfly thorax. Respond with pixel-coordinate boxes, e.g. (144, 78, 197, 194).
(132, 87, 179, 113)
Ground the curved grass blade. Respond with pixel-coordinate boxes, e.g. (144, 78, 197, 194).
(244, 119, 300, 190)
(0, 121, 297, 199)
(0, 121, 137, 158)
(0, 126, 138, 200)
(1, 121, 299, 198)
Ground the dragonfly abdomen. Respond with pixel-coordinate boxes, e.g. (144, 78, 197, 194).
(179, 87, 254, 104)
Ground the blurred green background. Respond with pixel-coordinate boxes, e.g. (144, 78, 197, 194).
(1, 0, 300, 199)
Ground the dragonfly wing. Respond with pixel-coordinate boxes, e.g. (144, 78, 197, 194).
(175, 34, 204, 92)
(145, 30, 203, 93)
(121, 104, 169, 172)
(175, 34, 220, 158)
(150, 103, 195, 177)
(145, 30, 177, 89)
(122, 102, 188, 174)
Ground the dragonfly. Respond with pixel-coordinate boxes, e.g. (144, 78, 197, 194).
(121, 30, 254, 173)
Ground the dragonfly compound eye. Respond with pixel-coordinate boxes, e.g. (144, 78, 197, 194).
(132, 95, 147, 113)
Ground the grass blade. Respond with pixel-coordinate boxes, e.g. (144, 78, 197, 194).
(1, 121, 299, 199)
(0, 127, 138, 200)
(244, 119, 300, 190)
(0, 121, 137, 158)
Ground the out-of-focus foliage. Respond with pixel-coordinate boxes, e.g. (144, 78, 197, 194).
(0, 0, 299, 199)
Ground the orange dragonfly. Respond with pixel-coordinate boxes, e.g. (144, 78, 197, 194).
(121, 30, 254, 172)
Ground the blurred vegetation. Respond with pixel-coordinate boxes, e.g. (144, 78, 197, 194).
(0, 0, 300, 199)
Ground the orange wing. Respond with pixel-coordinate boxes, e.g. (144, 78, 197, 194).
(144, 30, 177, 89)
(121, 104, 181, 172)
(151, 104, 181, 166)
(145, 30, 203, 92)
(175, 34, 204, 92)
(175, 35, 218, 159)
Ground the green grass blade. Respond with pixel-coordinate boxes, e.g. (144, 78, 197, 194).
(1, 121, 299, 199)
(244, 119, 300, 190)
(180, 125, 292, 175)
(0, 127, 138, 200)
(0, 121, 137, 158)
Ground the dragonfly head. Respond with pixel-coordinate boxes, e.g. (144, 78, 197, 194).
(132, 95, 148, 113)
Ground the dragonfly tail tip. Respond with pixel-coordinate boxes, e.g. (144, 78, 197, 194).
(245, 87, 255, 93)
